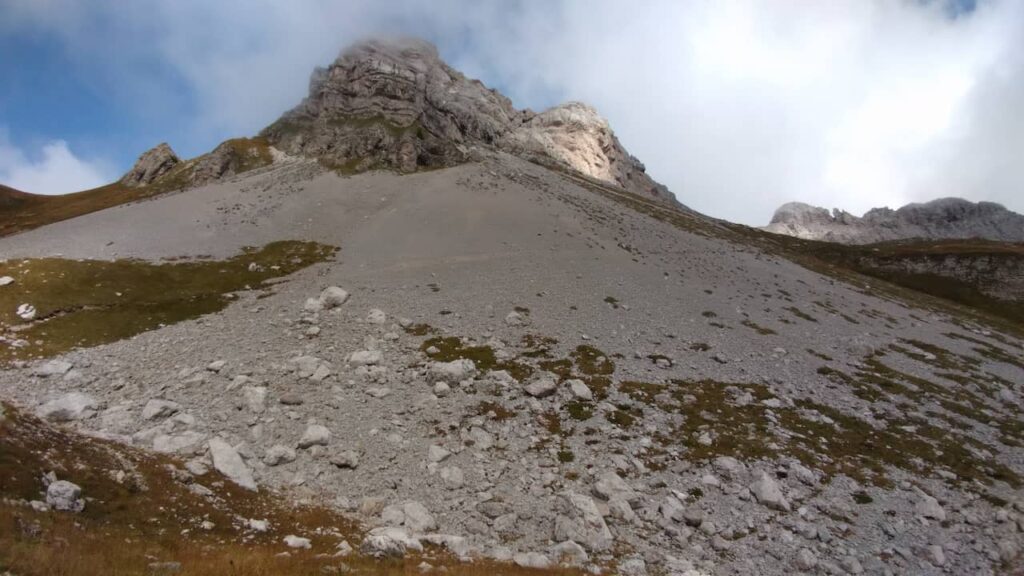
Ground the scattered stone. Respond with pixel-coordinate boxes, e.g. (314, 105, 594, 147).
(34, 359, 73, 378)
(513, 552, 551, 569)
(264, 445, 297, 466)
(429, 359, 476, 381)
(915, 494, 946, 521)
(284, 535, 312, 549)
(926, 544, 946, 566)
(750, 471, 790, 512)
(433, 381, 451, 397)
(367, 308, 387, 324)
(550, 540, 589, 566)
(207, 360, 227, 372)
(37, 393, 99, 422)
(319, 286, 350, 309)
(242, 386, 267, 413)
(439, 466, 465, 488)
(361, 527, 422, 559)
(208, 438, 257, 491)
(525, 374, 558, 398)
(568, 379, 593, 400)
(16, 303, 37, 321)
(505, 311, 527, 326)
(0, 276, 14, 286)
(427, 445, 451, 463)
(298, 424, 331, 448)
(402, 501, 437, 532)
(279, 393, 304, 406)
(142, 399, 181, 420)
(348, 350, 382, 366)
(554, 492, 613, 552)
(330, 450, 360, 469)
(796, 547, 817, 570)
(46, 480, 85, 512)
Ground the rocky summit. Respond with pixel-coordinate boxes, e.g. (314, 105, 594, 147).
(1, 36, 1024, 576)
(765, 198, 1024, 244)
(262, 38, 675, 205)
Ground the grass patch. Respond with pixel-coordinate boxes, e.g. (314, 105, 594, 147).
(0, 241, 336, 365)
(421, 337, 533, 381)
(741, 319, 777, 335)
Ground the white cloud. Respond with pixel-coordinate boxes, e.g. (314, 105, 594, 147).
(0, 131, 113, 194)
(2, 0, 1022, 222)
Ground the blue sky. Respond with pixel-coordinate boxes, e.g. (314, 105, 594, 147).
(1, 0, 1021, 225)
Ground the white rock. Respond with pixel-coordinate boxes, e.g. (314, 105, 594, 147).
(264, 444, 297, 466)
(593, 471, 639, 504)
(525, 375, 559, 398)
(926, 544, 945, 566)
(248, 519, 270, 532)
(433, 381, 451, 397)
(16, 303, 36, 320)
(319, 286, 350, 309)
(467, 427, 494, 449)
(0, 276, 13, 286)
(298, 424, 331, 448)
(553, 491, 613, 552)
(567, 379, 593, 401)
(915, 494, 946, 521)
(153, 431, 206, 454)
(550, 540, 589, 566)
(142, 399, 180, 420)
(208, 438, 257, 491)
(513, 552, 551, 569)
(303, 297, 324, 313)
(750, 471, 790, 512)
(35, 359, 73, 377)
(284, 535, 311, 549)
(361, 527, 422, 558)
(207, 360, 227, 372)
(367, 308, 387, 324)
(37, 393, 98, 422)
(505, 311, 527, 326)
(402, 501, 437, 532)
(46, 480, 84, 512)
(618, 556, 647, 576)
(796, 547, 817, 570)
(429, 359, 476, 381)
(348, 350, 382, 366)
(440, 466, 465, 488)
(428, 445, 451, 463)
(242, 386, 267, 413)
(330, 450, 360, 469)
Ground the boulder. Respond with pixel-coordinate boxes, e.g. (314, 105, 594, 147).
(553, 491, 613, 552)
(319, 286, 350, 309)
(37, 393, 99, 422)
(208, 438, 257, 491)
(142, 399, 181, 420)
(749, 471, 790, 512)
(298, 424, 331, 448)
(46, 480, 85, 512)
(34, 359, 73, 378)
(524, 374, 558, 398)
(360, 527, 422, 559)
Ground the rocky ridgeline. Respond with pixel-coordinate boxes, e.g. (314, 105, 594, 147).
(765, 198, 1024, 244)
(260, 38, 676, 205)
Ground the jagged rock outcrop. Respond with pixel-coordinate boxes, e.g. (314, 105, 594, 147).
(120, 143, 180, 188)
(262, 37, 676, 204)
(765, 198, 1024, 244)
(191, 138, 273, 186)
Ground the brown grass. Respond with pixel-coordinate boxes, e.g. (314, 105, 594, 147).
(0, 403, 582, 576)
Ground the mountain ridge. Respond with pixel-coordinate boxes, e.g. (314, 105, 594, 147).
(765, 197, 1024, 244)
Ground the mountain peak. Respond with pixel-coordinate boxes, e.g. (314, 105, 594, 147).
(262, 37, 677, 204)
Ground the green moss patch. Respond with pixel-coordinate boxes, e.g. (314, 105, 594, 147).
(0, 241, 335, 365)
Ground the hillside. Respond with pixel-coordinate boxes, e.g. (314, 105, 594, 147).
(0, 38, 1022, 576)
